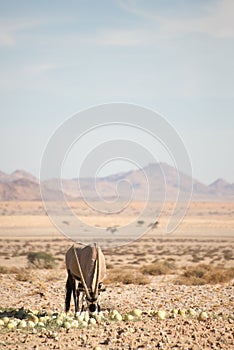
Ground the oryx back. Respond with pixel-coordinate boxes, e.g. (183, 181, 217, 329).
(65, 245, 106, 292)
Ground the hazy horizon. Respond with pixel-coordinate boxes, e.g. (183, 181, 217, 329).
(0, 161, 233, 186)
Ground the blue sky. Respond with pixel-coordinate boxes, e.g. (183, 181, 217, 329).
(0, 0, 233, 184)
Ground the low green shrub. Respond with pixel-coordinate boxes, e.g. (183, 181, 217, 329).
(27, 251, 55, 269)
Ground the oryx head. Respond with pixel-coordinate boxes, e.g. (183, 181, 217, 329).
(85, 282, 105, 313)
(86, 293, 99, 313)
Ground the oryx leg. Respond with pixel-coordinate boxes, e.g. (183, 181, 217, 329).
(76, 284, 85, 315)
(72, 278, 78, 315)
(75, 289, 80, 315)
(97, 303, 101, 313)
(75, 281, 85, 314)
(81, 292, 86, 312)
(96, 293, 102, 314)
(97, 283, 106, 313)
(65, 270, 76, 313)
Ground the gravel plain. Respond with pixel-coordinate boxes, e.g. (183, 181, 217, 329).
(0, 271, 233, 350)
(0, 201, 233, 349)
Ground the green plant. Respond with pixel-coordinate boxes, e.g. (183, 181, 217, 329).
(27, 251, 55, 269)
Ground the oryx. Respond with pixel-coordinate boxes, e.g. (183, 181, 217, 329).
(65, 244, 106, 314)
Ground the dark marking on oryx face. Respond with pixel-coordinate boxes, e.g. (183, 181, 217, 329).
(88, 303, 97, 313)
(86, 291, 99, 313)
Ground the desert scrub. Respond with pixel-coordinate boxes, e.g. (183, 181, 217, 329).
(0, 266, 32, 282)
(175, 264, 234, 285)
(15, 268, 32, 281)
(0, 266, 12, 274)
(27, 251, 55, 269)
(105, 268, 150, 285)
(140, 260, 176, 276)
(0, 266, 27, 275)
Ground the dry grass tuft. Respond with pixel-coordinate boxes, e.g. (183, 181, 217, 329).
(175, 264, 234, 285)
(105, 268, 150, 285)
(44, 271, 62, 282)
(0, 266, 21, 274)
(15, 269, 32, 282)
(140, 261, 176, 276)
(0, 266, 32, 281)
(0, 265, 11, 274)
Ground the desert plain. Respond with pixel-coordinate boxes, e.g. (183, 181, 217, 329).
(0, 200, 233, 349)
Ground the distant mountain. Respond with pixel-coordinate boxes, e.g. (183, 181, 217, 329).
(0, 164, 233, 201)
(0, 179, 40, 201)
(0, 170, 67, 201)
(0, 170, 6, 182)
(0, 169, 38, 183)
(208, 178, 234, 197)
(209, 178, 230, 189)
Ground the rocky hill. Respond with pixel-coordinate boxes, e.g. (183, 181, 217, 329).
(0, 164, 233, 201)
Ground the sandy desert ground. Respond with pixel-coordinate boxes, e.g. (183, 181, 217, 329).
(0, 201, 233, 349)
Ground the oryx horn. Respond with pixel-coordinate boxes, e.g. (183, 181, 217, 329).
(93, 245, 100, 300)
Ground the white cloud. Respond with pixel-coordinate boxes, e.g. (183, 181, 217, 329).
(118, 0, 234, 39)
(0, 33, 15, 46)
(68, 0, 234, 48)
(26, 63, 59, 75)
(0, 62, 60, 92)
(0, 18, 44, 47)
(160, 0, 234, 39)
(77, 28, 151, 47)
